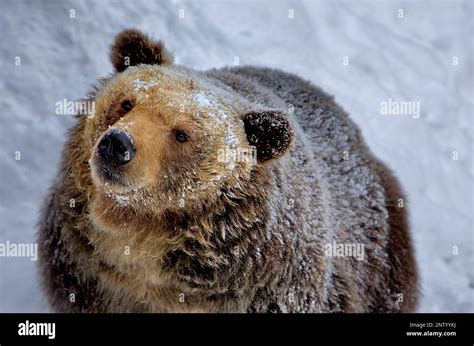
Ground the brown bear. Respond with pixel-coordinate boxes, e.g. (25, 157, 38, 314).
(38, 29, 418, 313)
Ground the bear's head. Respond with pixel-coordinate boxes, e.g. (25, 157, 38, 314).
(81, 29, 293, 286)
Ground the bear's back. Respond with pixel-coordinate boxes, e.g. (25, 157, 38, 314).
(208, 67, 418, 312)
(209, 66, 388, 248)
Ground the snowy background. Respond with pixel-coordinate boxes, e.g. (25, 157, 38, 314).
(0, 0, 472, 312)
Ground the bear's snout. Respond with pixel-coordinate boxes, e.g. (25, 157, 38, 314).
(98, 129, 136, 165)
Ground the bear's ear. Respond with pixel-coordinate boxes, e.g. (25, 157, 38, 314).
(110, 29, 173, 72)
(242, 110, 294, 163)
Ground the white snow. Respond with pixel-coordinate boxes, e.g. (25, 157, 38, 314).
(193, 92, 213, 108)
(190, 90, 240, 175)
(0, 0, 472, 312)
(133, 78, 158, 92)
(105, 190, 130, 206)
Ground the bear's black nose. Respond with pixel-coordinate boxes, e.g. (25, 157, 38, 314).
(98, 129, 136, 165)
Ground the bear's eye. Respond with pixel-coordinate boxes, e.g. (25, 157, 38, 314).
(174, 130, 189, 143)
(120, 100, 133, 113)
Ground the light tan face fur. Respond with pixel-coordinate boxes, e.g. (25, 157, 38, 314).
(86, 65, 255, 232)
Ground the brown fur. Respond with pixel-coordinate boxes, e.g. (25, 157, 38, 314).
(38, 29, 418, 313)
(110, 29, 173, 72)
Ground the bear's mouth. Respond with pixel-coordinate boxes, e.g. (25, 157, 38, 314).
(98, 165, 123, 184)
(90, 153, 134, 191)
(93, 161, 135, 190)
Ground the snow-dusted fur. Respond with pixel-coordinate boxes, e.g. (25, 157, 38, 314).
(210, 67, 419, 312)
(38, 29, 418, 313)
